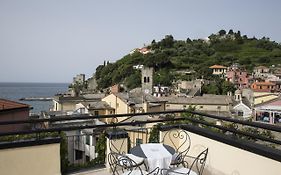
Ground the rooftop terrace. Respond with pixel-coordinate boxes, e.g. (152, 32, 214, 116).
(0, 110, 281, 175)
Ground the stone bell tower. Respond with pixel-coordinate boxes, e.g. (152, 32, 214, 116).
(141, 67, 154, 94)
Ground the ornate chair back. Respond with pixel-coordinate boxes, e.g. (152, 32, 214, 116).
(161, 129, 191, 166)
(189, 148, 208, 175)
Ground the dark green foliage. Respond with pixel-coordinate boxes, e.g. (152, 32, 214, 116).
(60, 132, 69, 174)
(212, 40, 241, 52)
(202, 83, 220, 95)
(148, 124, 163, 143)
(221, 81, 236, 95)
(154, 69, 174, 86)
(181, 106, 205, 126)
(202, 78, 236, 95)
(160, 35, 175, 48)
(223, 123, 275, 142)
(95, 30, 281, 89)
(125, 71, 141, 89)
(228, 29, 234, 35)
(94, 132, 106, 164)
(218, 29, 226, 36)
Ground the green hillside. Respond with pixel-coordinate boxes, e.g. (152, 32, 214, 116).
(95, 30, 281, 90)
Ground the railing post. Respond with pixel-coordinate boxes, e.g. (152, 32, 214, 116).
(105, 130, 129, 172)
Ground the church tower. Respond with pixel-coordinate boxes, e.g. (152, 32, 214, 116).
(141, 67, 154, 94)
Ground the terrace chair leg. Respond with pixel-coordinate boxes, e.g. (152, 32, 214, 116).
(144, 162, 148, 171)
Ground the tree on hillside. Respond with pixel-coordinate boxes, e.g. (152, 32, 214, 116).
(218, 29, 226, 36)
(228, 29, 234, 35)
(202, 83, 220, 95)
(154, 69, 174, 86)
(93, 31, 281, 90)
(160, 35, 174, 48)
(125, 71, 141, 89)
(186, 38, 192, 43)
(202, 78, 236, 95)
(221, 81, 236, 95)
(95, 63, 118, 89)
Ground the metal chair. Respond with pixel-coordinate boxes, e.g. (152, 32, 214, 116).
(108, 152, 159, 175)
(161, 129, 191, 167)
(109, 132, 147, 170)
(109, 133, 127, 154)
(161, 148, 208, 175)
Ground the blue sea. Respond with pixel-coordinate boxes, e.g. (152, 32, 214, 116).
(0, 82, 69, 114)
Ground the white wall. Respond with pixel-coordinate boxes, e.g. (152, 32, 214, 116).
(161, 129, 281, 175)
(233, 103, 252, 118)
(0, 143, 61, 175)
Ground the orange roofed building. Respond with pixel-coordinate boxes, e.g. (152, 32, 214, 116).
(0, 99, 31, 133)
(209, 65, 227, 76)
(251, 81, 276, 92)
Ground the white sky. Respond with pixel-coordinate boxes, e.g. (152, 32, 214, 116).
(0, 0, 281, 82)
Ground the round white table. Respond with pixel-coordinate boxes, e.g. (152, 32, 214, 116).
(130, 143, 175, 171)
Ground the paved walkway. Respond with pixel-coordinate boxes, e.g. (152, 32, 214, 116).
(68, 168, 110, 175)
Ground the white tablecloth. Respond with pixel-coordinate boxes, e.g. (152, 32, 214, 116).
(140, 143, 172, 170)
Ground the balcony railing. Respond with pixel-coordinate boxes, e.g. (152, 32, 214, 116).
(0, 110, 281, 175)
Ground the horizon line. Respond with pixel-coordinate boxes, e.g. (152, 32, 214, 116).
(0, 81, 70, 84)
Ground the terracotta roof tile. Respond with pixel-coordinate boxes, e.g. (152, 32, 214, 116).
(209, 65, 227, 69)
(253, 82, 276, 86)
(0, 99, 29, 111)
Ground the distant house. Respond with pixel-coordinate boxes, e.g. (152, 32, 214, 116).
(254, 66, 270, 75)
(138, 47, 151, 54)
(226, 67, 249, 89)
(75, 101, 114, 123)
(162, 94, 234, 116)
(130, 47, 152, 55)
(0, 99, 31, 132)
(153, 85, 170, 97)
(52, 93, 106, 112)
(102, 90, 166, 120)
(209, 65, 227, 76)
(50, 116, 104, 165)
(75, 101, 114, 115)
(253, 92, 279, 106)
(53, 96, 85, 112)
(176, 79, 203, 97)
(251, 81, 276, 92)
(232, 90, 252, 119)
(233, 102, 252, 119)
(254, 98, 281, 125)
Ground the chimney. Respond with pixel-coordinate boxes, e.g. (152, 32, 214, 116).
(111, 84, 120, 93)
(143, 100, 149, 113)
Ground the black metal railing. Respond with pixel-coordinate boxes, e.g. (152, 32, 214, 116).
(1, 110, 281, 147)
(0, 110, 281, 173)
